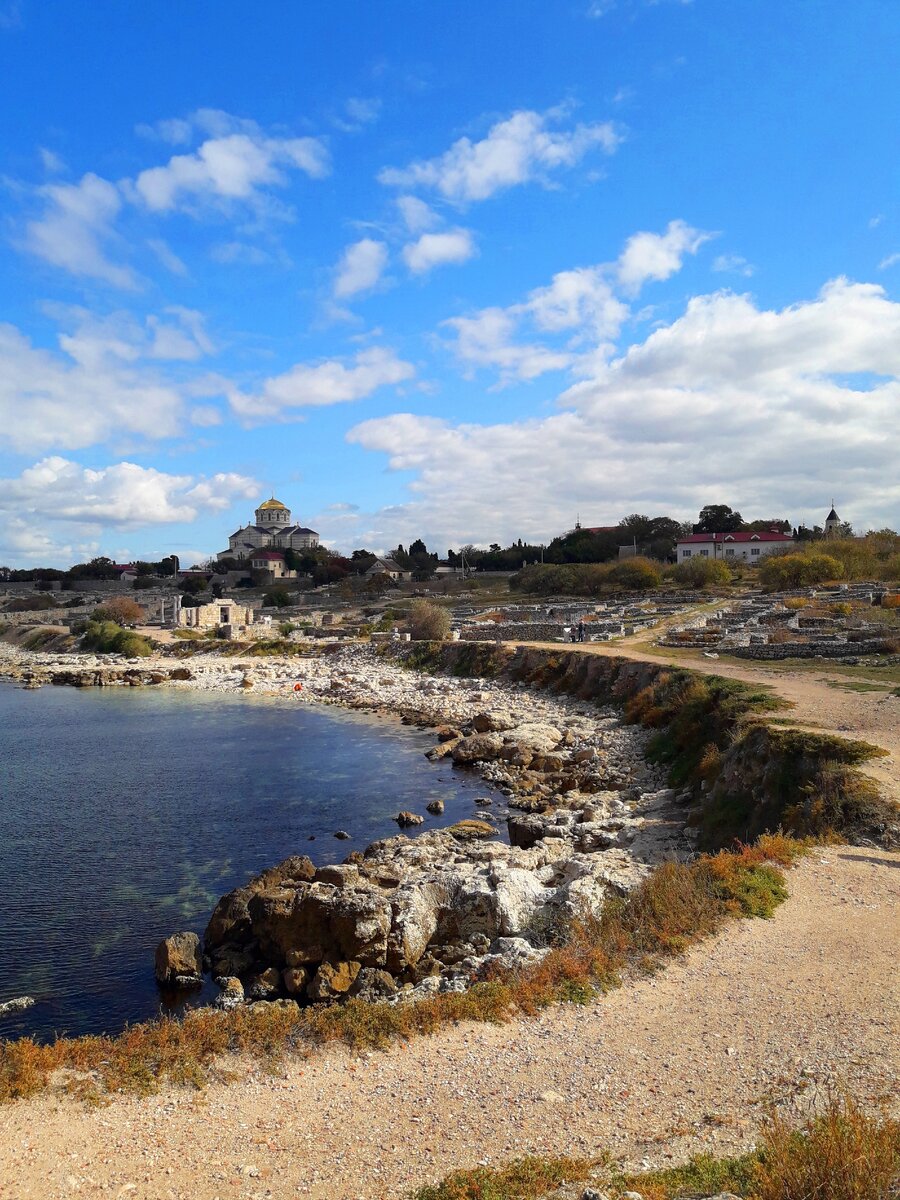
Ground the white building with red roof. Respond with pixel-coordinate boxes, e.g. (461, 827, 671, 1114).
(676, 530, 795, 565)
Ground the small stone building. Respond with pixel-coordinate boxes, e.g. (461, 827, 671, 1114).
(178, 597, 254, 634)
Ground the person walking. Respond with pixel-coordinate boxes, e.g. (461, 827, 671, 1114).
(577, 618, 585, 643)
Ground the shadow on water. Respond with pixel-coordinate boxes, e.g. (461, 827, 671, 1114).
(0, 682, 499, 1041)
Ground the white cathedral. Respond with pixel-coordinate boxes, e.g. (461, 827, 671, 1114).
(216, 498, 319, 562)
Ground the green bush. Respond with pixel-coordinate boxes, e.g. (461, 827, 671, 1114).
(759, 551, 843, 591)
(264, 589, 292, 608)
(607, 556, 662, 591)
(670, 557, 732, 588)
(81, 620, 152, 657)
(406, 599, 452, 641)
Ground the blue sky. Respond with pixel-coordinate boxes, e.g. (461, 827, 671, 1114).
(1, 0, 898, 566)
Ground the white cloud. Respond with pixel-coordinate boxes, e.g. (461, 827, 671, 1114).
(25, 173, 136, 289)
(147, 237, 188, 276)
(442, 222, 702, 383)
(0, 312, 210, 452)
(228, 346, 415, 420)
(712, 252, 755, 277)
(378, 108, 621, 202)
(879, 251, 900, 271)
(0, 457, 259, 528)
(402, 228, 475, 274)
(38, 147, 65, 174)
(396, 195, 440, 233)
(132, 129, 329, 213)
(345, 278, 900, 548)
(443, 307, 574, 382)
(333, 238, 389, 298)
(210, 240, 277, 266)
(616, 219, 713, 293)
(525, 266, 628, 337)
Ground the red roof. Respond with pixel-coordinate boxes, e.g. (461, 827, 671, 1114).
(251, 550, 285, 560)
(678, 531, 794, 544)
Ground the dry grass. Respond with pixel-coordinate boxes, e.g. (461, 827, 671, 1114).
(612, 1093, 899, 1200)
(0, 837, 807, 1106)
(754, 1094, 900, 1200)
(411, 1155, 597, 1199)
(411, 1095, 899, 1199)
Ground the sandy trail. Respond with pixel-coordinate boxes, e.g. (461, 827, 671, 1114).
(1, 847, 897, 1200)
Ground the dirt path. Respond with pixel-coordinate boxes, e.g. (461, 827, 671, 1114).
(1, 847, 897, 1200)
(520, 638, 900, 802)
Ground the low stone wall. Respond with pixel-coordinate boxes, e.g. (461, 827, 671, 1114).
(727, 639, 895, 660)
(458, 622, 567, 642)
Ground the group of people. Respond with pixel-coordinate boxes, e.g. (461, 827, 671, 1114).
(569, 619, 587, 643)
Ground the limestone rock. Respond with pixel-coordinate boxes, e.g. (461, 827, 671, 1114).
(308, 958, 361, 1001)
(246, 966, 281, 999)
(452, 731, 505, 763)
(213, 976, 244, 1010)
(282, 966, 310, 995)
(395, 811, 424, 827)
(426, 799, 445, 815)
(0, 996, 35, 1018)
(470, 710, 516, 733)
(155, 932, 202, 987)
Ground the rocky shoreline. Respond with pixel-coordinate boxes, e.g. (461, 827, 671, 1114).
(1, 639, 695, 1011)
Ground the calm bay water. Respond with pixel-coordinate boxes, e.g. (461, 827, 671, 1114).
(0, 681, 493, 1041)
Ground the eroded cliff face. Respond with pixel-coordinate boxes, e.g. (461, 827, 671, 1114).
(387, 642, 898, 850)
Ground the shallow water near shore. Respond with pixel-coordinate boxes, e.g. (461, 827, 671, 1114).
(0, 681, 496, 1041)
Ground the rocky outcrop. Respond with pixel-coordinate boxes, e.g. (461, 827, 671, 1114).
(203, 792, 693, 1007)
(154, 932, 203, 987)
(0, 996, 35, 1018)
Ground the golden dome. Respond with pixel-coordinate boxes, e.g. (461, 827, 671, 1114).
(258, 497, 288, 511)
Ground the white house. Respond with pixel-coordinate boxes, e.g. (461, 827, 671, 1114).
(249, 549, 296, 580)
(365, 557, 411, 581)
(676, 530, 795, 564)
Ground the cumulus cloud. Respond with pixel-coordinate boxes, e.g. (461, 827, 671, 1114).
(333, 238, 390, 298)
(616, 219, 714, 293)
(443, 307, 574, 382)
(132, 130, 328, 213)
(345, 278, 900, 549)
(378, 108, 621, 202)
(0, 307, 218, 452)
(21, 111, 329, 286)
(228, 346, 414, 420)
(25, 173, 136, 288)
(396, 195, 440, 233)
(402, 228, 475, 274)
(442, 222, 704, 384)
(0, 457, 259, 528)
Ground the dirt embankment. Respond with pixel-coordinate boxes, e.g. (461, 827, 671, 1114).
(0, 845, 896, 1200)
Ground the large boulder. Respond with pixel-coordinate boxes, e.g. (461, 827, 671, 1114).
(452, 732, 505, 763)
(470, 710, 517, 733)
(504, 723, 563, 755)
(155, 932, 202, 987)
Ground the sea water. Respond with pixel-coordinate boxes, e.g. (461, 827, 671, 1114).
(0, 681, 491, 1040)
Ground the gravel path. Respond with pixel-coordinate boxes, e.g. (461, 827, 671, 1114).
(1, 846, 897, 1200)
